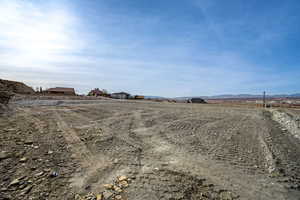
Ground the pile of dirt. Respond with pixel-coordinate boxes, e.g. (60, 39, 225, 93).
(0, 79, 34, 95)
(0, 91, 14, 114)
(0, 79, 34, 114)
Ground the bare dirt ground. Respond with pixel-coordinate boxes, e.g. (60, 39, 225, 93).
(1, 99, 300, 200)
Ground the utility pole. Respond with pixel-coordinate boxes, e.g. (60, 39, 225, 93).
(263, 91, 266, 108)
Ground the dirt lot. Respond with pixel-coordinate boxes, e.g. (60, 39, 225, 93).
(1, 99, 300, 200)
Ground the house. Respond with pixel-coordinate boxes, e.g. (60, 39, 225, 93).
(88, 88, 104, 96)
(111, 92, 130, 99)
(45, 87, 76, 95)
(187, 98, 207, 104)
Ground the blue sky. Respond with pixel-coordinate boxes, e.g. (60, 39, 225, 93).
(0, 0, 299, 97)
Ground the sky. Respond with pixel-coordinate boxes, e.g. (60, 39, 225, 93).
(0, 0, 299, 97)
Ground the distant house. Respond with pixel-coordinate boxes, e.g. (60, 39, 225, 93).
(45, 87, 76, 95)
(88, 88, 104, 97)
(111, 92, 130, 99)
(187, 98, 207, 104)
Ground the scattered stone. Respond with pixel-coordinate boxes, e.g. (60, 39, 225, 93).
(20, 157, 28, 162)
(113, 159, 119, 164)
(48, 150, 53, 155)
(117, 175, 127, 182)
(85, 185, 91, 190)
(9, 178, 20, 186)
(35, 172, 44, 177)
(115, 195, 122, 200)
(96, 194, 103, 200)
(103, 184, 114, 190)
(102, 191, 113, 199)
(119, 180, 128, 188)
(113, 185, 122, 193)
(84, 192, 96, 200)
(24, 140, 33, 145)
(75, 194, 84, 200)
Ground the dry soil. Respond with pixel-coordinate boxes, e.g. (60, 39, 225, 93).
(1, 99, 300, 200)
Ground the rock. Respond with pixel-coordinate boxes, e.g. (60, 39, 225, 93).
(119, 180, 128, 188)
(85, 185, 91, 190)
(96, 194, 103, 200)
(84, 192, 96, 200)
(75, 194, 84, 200)
(115, 195, 122, 200)
(103, 184, 114, 190)
(48, 150, 53, 155)
(117, 175, 127, 182)
(24, 140, 33, 145)
(113, 159, 119, 164)
(9, 178, 20, 186)
(20, 157, 28, 162)
(0, 151, 10, 160)
(113, 185, 122, 193)
(35, 172, 44, 177)
(102, 191, 113, 199)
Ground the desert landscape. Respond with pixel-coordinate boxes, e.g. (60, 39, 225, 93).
(1, 0, 300, 199)
(1, 80, 300, 200)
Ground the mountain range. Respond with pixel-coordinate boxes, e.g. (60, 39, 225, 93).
(175, 93, 300, 100)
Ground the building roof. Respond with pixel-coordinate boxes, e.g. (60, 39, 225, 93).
(90, 88, 104, 94)
(46, 87, 75, 93)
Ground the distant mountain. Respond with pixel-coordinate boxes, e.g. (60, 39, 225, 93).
(175, 93, 300, 100)
(289, 93, 300, 97)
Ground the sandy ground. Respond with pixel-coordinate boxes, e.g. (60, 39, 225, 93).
(1, 99, 300, 200)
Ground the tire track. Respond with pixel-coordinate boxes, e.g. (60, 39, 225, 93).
(53, 110, 111, 191)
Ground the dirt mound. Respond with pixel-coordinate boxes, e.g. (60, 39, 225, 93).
(0, 79, 34, 95)
(0, 91, 14, 114)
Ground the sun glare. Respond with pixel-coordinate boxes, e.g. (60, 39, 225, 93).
(0, 0, 78, 65)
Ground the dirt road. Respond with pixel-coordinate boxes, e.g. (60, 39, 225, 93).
(1, 100, 300, 200)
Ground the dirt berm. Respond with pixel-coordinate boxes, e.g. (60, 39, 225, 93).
(0, 79, 34, 95)
(0, 79, 34, 114)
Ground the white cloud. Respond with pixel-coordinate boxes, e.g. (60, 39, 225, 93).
(0, 0, 85, 70)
